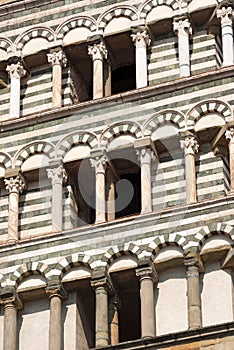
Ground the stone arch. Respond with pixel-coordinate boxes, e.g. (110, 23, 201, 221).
(15, 26, 55, 52)
(143, 109, 185, 136)
(97, 5, 138, 31)
(11, 262, 50, 288)
(0, 151, 12, 171)
(56, 131, 98, 160)
(139, 0, 183, 19)
(56, 16, 97, 41)
(55, 253, 92, 280)
(13, 141, 55, 169)
(195, 222, 234, 252)
(186, 99, 232, 129)
(100, 121, 142, 148)
(0, 37, 13, 54)
(102, 242, 142, 268)
(147, 233, 188, 261)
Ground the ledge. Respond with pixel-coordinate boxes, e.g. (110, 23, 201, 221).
(94, 322, 234, 350)
(0, 65, 234, 133)
(0, 193, 234, 254)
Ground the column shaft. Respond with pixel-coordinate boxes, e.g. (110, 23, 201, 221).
(90, 155, 107, 224)
(110, 306, 119, 345)
(49, 295, 62, 350)
(3, 303, 17, 350)
(131, 31, 150, 89)
(137, 148, 154, 214)
(185, 259, 202, 329)
(217, 7, 234, 66)
(6, 59, 25, 118)
(88, 43, 107, 99)
(173, 19, 192, 77)
(47, 164, 65, 231)
(136, 267, 157, 338)
(47, 51, 67, 108)
(93, 284, 109, 347)
(4, 175, 25, 242)
(180, 137, 199, 204)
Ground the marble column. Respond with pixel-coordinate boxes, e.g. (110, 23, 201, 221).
(131, 31, 151, 89)
(88, 42, 108, 99)
(46, 285, 66, 350)
(109, 295, 120, 345)
(136, 147, 155, 214)
(47, 162, 66, 232)
(4, 174, 25, 242)
(136, 266, 158, 338)
(184, 255, 202, 330)
(0, 288, 22, 350)
(217, 7, 234, 66)
(91, 278, 109, 348)
(90, 155, 108, 224)
(225, 128, 234, 192)
(173, 18, 192, 77)
(180, 136, 199, 204)
(47, 50, 67, 108)
(6, 57, 25, 118)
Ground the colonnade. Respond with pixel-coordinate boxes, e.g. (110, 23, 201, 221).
(3, 129, 234, 241)
(4, 5, 234, 119)
(0, 256, 203, 350)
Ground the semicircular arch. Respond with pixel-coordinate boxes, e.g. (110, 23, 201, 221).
(143, 109, 185, 136)
(100, 121, 142, 148)
(186, 99, 232, 129)
(56, 131, 98, 160)
(15, 26, 55, 52)
(98, 5, 138, 31)
(56, 15, 97, 41)
(13, 141, 55, 169)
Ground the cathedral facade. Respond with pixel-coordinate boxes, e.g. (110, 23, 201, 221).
(0, 0, 234, 349)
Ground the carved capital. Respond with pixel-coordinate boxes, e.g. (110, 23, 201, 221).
(90, 155, 108, 174)
(46, 284, 67, 300)
(173, 18, 192, 36)
(184, 252, 203, 274)
(47, 165, 66, 185)
(225, 128, 234, 144)
(0, 288, 23, 310)
(6, 61, 25, 79)
(136, 266, 158, 283)
(88, 42, 107, 61)
(4, 176, 25, 194)
(91, 277, 115, 295)
(217, 7, 234, 24)
(180, 137, 199, 156)
(47, 51, 67, 67)
(136, 147, 155, 165)
(131, 31, 151, 48)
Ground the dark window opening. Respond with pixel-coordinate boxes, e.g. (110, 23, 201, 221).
(111, 268, 141, 342)
(115, 172, 141, 218)
(111, 64, 136, 94)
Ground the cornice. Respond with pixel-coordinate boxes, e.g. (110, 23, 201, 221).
(0, 0, 58, 16)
